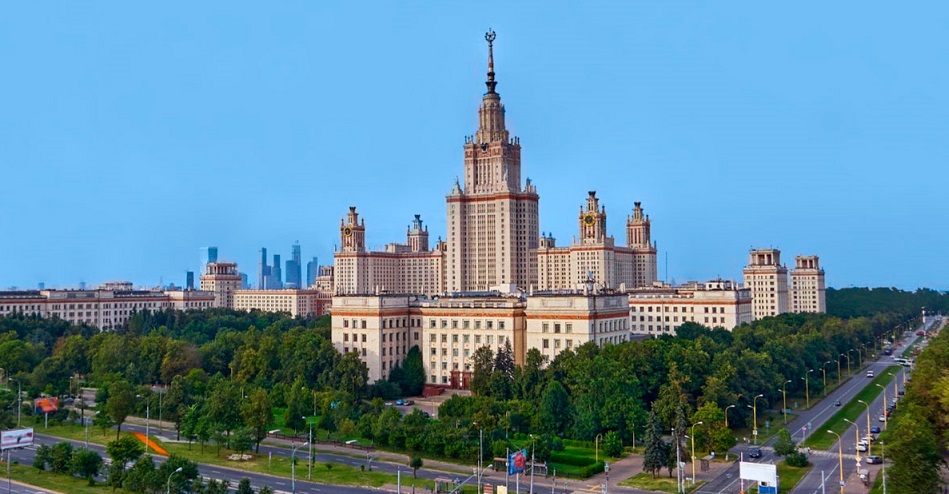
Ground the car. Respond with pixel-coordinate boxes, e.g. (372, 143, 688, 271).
(856, 441, 869, 452)
(834, 400, 842, 407)
(748, 448, 762, 459)
(898, 389, 905, 395)
(865, 455, 882, 464)
(879, 415, 886, 422)
(870, 426, 881, 434)
(395, 399, 405, 406)
(384, 402, 394, 406)
(866, 370, 875, 378)
(402, 399, 414, 406)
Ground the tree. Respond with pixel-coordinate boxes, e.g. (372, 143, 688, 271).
(105, 380, 135, 439)
(70, 448, 103, 485)
(241, 388, 273, 453)
(106, 435, 144, 487)
(284, 378, 309, 434)
(642, 411, 666, 478)
(603, 430, 623, 457)
(259, 486, 274, 494)
(469, 346, 494, 396)
(33, 444, 52, 471)
(537, 381, 571, 435)
(237, 478, 254, 494)
(401, 346, 426, 396)
(773, 428, 795, 456)
(409, 456, 423, 494)
(49, 441, 74, 473)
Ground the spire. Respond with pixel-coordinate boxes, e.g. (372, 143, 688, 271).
(485, 29, 497, 94)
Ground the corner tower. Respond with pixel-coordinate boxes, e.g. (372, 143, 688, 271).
(447, 30, 540, 292)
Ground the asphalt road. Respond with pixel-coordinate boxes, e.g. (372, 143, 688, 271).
(697, 317, 937, 494)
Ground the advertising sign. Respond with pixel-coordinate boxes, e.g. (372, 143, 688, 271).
(507, 449, 527, 475)
(1, 428, 34, 451)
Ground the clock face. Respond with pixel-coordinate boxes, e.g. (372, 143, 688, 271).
(583, 214, 596, 226)
(343, 226, 353, 237)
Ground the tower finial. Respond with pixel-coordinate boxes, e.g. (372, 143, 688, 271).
(485, 29, 497, 94)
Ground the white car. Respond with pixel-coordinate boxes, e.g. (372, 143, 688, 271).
(856, 441, 869, 452)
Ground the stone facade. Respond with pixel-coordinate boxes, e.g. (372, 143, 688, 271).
(790, 255, 826, 313)
(628, 279, 753, 336)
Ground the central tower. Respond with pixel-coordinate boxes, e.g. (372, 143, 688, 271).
(446, 30, 540, 292)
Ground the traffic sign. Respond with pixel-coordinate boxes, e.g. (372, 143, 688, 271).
(753, 429, 758, 436)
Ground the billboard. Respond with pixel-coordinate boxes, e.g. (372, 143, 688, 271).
(1, 428, 34, 451)
(507, 449, 528, 475)
(740, 462, 778, 491)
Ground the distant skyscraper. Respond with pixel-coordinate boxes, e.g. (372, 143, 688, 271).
(38, 282, 45, 290)
(285, 242, 303, 289)
(271, 254, 283, 289)
(306, 257, 319, 288)
(200, 246, 219, 275)
(258, 248, 270, 289)
(240, 272, 250, 289)
(186, 271, 195, 290)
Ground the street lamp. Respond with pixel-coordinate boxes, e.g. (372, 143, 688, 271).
(822, 361, 833, 396)
(473, 422, 484, 493)
(166, 466, 183, 494)
(846, 349, 854, 375)
(843, 419, 861, 462)
(302, 416, 313, 480)
(724, 405, 737, 428)
(837, 354, 844, 386)
(690, 421, 703, 486)
(857, 400, 871, 453)
(827, 430, 844, 494)
(136, 394, 151, 456)
(779, 381, 791, 425)
(291, 441, 309, 494)
(856, 346, 863, 368)
(750, 394, 764, 445)
(875, 384, 888, 429)
(802, 369, 814, 409)
(594, 433, 603, 463)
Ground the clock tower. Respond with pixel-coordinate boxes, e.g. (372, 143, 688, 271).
(579, 191, 607, 244)
(340, 206, 366, 253)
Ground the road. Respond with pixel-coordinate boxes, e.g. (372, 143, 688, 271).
(697, 317, 937, 494)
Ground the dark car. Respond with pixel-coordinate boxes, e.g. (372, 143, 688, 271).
(749, 448, 763, 459)
(865, 455, 882, 464)
(870, 426, 881, 434)
(834, 400, 841, 407)
(898, 389, 905, 395)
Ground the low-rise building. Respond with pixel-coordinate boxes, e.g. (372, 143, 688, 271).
(233, 289, 325, 317)
(628, 279, 753, 336)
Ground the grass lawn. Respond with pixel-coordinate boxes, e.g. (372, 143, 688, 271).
(869, 469, 884, 493)
(619, 472, 704, 493)
(807, 366, 901, 450)
(38, 423, 401, 489)
(7, 463, 131, 494)
(776, 461, 812, 491)
(731, 411, 786, 445)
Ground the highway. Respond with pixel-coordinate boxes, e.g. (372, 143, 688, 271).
(698, 317, 937, 494)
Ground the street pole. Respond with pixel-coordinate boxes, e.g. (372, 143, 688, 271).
(158, 388, 163, 435)
(673, 428, 681, 494)
(837, 355, 843, 387)
(724, 405, 736, 428)
(857, 399, 871, 453)
(307, 420, 313, 480)
(478, 427, 483, 493)
(690, 421, 703, 486)
(166, 466, 183, 494)
(780, 381, 790, 424)
(875, 384, 888, 429)
(804, 369, 813, 409)
(291, 441, 308, 494)
(752, 394, 764, 445)
(844, 419, 860, 463)
(827, 430, 844, 494)
(881, 440, 886, 494)
(823, 361, 832, 396)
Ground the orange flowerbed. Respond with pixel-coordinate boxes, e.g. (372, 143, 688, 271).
(132, 432, 169, 456)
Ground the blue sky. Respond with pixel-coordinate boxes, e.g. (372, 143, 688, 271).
(2, 2, 947, 290)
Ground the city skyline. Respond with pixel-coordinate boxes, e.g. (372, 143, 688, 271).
(2, 2, 947, 290)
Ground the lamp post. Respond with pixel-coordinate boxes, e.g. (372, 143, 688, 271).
(822, 361, 833, 396)
(837, 354, 844, 386)
(875, 384, 888, 429)
(672, 427, 682, 494)
(594, 433, 603, 463)
(166, 466, 183, 494)
(302, 416, 313, 480)
(857, 400, 871, 454)
(856, 347, 863, 368)
(291, 441, 309, 494)
(472, 423, 483, 493)
(881, 440, 887, 494)
(690, 421, 703, 486)
(827, 430, 844, 494)
(751, 394, 764, 445)
(843, 419, 861, 462)
(136, 394, 151, 456)
(846, 349, 853, 375)
(724, 405, 736, 428)
(803, 369, 814, 409)
(779, 381, 791, 425)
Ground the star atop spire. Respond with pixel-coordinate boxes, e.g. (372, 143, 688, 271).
(485, 28, 497, 94)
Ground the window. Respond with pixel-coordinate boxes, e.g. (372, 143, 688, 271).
(554, 323, 561, 333)
(543, 339, 549, 349)
(343, 334, 349, 342)
(542, 323, 549, 333)
(361, 334, 366, 342)
(565, 323, 572, 333)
